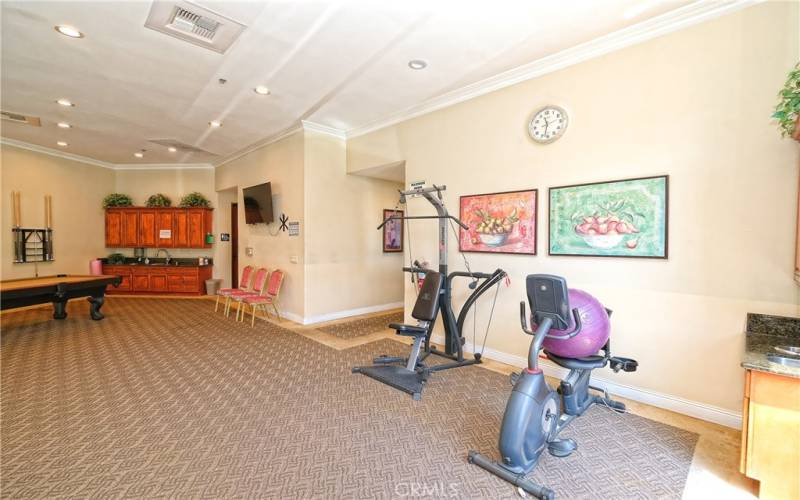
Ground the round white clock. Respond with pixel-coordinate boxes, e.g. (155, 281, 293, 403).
(528, 105, 568, 144)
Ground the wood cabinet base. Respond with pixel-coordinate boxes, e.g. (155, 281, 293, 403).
(740, 369, 800, 499)
(103, 265, 212, 296)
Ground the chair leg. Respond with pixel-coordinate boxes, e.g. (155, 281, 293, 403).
(225, 296, 231, 317)
(251, 304, 256, 327)
(215, 294, 220, 312)
(273, 299, 282, 321)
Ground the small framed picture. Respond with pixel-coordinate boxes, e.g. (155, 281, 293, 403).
(459, 189, 538, 255)
(382, 209, 404, 253)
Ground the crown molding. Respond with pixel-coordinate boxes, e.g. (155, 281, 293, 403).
(301, 120, 347, 140)
(1, 137, 215, 170)
(1, 137, 115, 169)
(345, 0, 763, 138)
(114, 163, 214, 170)
(214, 125, 303, 168)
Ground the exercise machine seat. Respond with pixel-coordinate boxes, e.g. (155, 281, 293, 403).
(545, 351, 608, 370)
(388, 271, 443, 337)
(389, 324, 428, 337)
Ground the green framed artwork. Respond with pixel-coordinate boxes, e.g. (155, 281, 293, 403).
(549, 175, 668, 258)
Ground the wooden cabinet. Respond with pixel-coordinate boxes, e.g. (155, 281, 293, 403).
(122, 210, 139, 247)
(105, 210, 123, 247)
(104, 208, 212, 248)
(138, 210, 157, 247)
(740, 369, 800, 499)
(103, 264, 212, 295)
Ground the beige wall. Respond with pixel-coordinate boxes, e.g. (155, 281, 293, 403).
(347, 2, 800, 415)
(214, 132, 306, 320)
(304, 130, 404, 320)
(1, 145, 114, 279)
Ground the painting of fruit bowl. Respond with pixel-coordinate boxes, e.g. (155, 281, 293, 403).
(549, 176, 668, 258)
(460, 189, 537, 255)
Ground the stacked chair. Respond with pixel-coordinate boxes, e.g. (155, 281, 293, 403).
(215, 266, 285, 326)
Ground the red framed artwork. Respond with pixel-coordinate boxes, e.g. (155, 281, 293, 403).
(459, 189, 537, 255)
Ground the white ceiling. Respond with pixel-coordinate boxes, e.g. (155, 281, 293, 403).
(1, 0, 748, 167)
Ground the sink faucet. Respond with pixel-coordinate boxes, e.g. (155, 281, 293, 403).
(155, 248, 172, 265)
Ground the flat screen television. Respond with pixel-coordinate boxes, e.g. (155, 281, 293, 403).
(243, 182, 274, 224)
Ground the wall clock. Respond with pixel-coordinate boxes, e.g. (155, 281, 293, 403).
(528, 105, 568, 144)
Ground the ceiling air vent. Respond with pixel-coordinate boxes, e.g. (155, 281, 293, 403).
(1, 111, 41, 127)
(148, 139, 216, 156)
(144, 1, 246, 54)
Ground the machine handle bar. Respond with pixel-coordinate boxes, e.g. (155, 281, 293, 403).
(519, 301, 583, 340)
(377, 214, 468, 230)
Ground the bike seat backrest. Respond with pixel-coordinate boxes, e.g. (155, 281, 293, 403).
(412, 271, 443, 322)
(526, 274, 571, 330)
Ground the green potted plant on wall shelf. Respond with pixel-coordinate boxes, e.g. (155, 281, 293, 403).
(145, 193, 172, 207)
(102, 193, 134, 208)
(179, 192, 211, 208)
(772, 62, 800, 141)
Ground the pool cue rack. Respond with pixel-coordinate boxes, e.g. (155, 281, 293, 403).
(13, 228, 54, 263)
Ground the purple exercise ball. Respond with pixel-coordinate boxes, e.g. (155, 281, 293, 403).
(542, 288, 610, 358)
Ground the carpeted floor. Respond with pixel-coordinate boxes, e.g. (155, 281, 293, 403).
(1, 298, 698, 499)
(317, 311, 404, 338)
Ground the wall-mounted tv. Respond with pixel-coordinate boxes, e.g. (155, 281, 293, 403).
(243, 182, 274, 224)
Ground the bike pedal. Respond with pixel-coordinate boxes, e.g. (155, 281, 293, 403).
(548, 438, 577, 457)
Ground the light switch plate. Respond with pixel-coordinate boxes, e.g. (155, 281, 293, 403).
(290, 256, 298, 264)
(245, 247, 254, 257)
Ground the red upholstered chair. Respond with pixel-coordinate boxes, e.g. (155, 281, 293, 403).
(215, 265, 253, 316)
(230, 267, 269, 321)
(243, 269, 285, 326)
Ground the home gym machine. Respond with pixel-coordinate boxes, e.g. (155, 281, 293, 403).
(352, 184, 506, 400)
(468, 274, 638, 499)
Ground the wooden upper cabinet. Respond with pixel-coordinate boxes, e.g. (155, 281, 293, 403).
(173, 210, 189, 248)
(187, 209, 206, 248)
(139, 209, 157, 247)
(105, 207, 212, 248)
(156, 210, 174, 248)
(105, 209, 123, 247)
(121, 210, 139, 247)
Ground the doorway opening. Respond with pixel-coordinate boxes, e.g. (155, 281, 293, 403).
(231, 202, 239, 288)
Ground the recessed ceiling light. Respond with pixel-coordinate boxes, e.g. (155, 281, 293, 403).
(57, 122, 71, 129)
(209, 120, 222, 128)
(168, 146, 177, 153)
(55, 25, 84, 38)
(254, 85, 270, 95)
(56, 141, 68, 147)
(56, 98, 75, 107)
(134, 152, 144, 158)
(408, 59, 427, 70)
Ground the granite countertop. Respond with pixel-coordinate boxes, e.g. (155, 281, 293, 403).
(101, 257, 213, 267)
(742, 313, 800, 378)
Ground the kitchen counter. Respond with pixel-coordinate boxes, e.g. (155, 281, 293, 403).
(741, 313, 800, 378)
(102, 260, 213, 295)
(102, 257, 213, 267)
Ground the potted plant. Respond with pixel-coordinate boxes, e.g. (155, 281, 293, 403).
(179, 192, 211, 208)
(772, 62, 800, 141)
(145, 193, 172, 207)
(102, 193, 134, 208)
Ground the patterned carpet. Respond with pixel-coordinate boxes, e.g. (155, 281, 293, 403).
(1, 298, 698, 499)
(317, 310, 404, 338)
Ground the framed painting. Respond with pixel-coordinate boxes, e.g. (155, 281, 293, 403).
(382, 209, 404, 253)
(459, 189, 537, 255)
(548, 175, 668, 258)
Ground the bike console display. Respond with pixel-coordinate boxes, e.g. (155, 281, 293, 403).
(526, 274, 571, 330)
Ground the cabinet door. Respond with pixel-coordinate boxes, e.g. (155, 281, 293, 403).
(167, 275, 184, 292)
(117, 274, 132, 291)
(203, 209, 213, 248)
(173, 210, 189, 248)
(156, 210, 174, 247)
(150, 273, 168, 292)
(181, 275, 199, 292)
(139, 210, 157, 247)
(121, 210, 139, 247)
(105, 210, 122, 247)
(187, 209, 205, 248)
(132, 275, 149, 291)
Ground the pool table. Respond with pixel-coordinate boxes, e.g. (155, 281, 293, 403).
(0, 274, 121, 320)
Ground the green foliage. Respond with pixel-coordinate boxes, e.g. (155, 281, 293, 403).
(773, 62, 800, 138)
(145, 193, 172, 207)
(102, 193, 133, 208)
(179, 192, 211, 208)
(107, 253, 126, 264)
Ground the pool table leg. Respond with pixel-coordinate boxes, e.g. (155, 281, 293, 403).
(52, 300, 67, 320)
(88, 296, 105, 320)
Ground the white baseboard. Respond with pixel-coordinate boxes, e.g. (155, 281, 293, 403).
(432, 335, 742, 430)
(298, 302, 404, 325)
